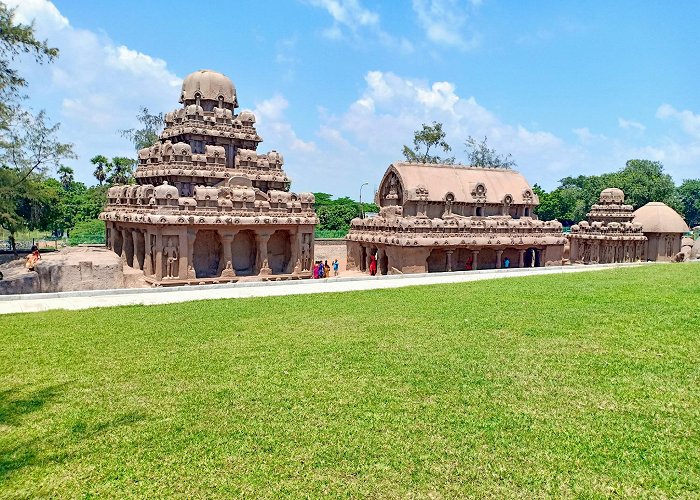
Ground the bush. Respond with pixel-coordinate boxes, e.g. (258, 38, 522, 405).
(68, 219, 105, 245)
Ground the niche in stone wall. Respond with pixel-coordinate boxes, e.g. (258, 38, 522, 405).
(268, 230, 291, 274)
(193, 230, 222, 278)
(232, 230, 256, 276)
(427, 249, 447, 273)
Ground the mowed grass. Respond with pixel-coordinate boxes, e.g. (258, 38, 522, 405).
(1, 265, 700, 498)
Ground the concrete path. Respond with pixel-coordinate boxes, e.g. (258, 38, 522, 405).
(0, 262, 648, 315)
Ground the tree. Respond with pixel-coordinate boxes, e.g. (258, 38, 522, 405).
(0, 109, 75, 186)
(614, 159, 681, 211)
(57, 165, 74, 190)
(91, 154, 109, 185)
(677, 179, 700, 228)
(464, 135, 516, 169)
(0, 3, 59, 130)
(402, 122, 454, 164)
(119, 107, 164, 151)
(107, 156, 136, 185)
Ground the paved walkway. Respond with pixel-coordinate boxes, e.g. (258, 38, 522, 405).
(0, 262, 648, 315)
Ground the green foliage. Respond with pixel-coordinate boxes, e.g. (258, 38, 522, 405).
(119, 106, 164, 152)
(535, 159, 688, 225)
(90, 154, 109, 185)
(107, 156, 136, 185)
(68, 219, 105, 245)
(313, 192, 378, 233)
(676, 179, 700, 228)
(314, 229, 348, 238)
(1, 265, 700, 496)
(402, 121, 454, 164)
(464, 135, 516, 169)
(0, 3, 58, 129)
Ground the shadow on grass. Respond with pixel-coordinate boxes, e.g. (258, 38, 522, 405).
(0, 384, 146, 482)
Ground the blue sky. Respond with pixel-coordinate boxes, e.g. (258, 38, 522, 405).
(10, 0, 700, 196)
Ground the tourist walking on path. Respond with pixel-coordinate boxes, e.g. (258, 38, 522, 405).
(332, 259, 339, 276)
(369, 254, 377, 276)
(313, 261, 320, 279)
(324, 260, 331, 279)
(318, 261, 325, 278)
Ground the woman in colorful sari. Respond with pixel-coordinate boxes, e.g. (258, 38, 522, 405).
(369, 254, 377, 276)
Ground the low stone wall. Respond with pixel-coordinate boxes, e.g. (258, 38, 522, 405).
(0, 247, 142, 295)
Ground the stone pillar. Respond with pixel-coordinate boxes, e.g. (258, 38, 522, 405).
(132, 229, 140, 270)
(496, 249, 503, 269)
(257, 231, 272, 275)
(144, 230, 153, 276)
(519, 249, 526, 268)
(178, 227, 189, 279)
(471, 250, 479, 271)
(569, 238, 578, 262)
(155, 229, 163, 281)
(220, 230, 236, 277)
(121, 228, 128, 265)
(289, 229, 300, 274)
(446, 249, 453, 272)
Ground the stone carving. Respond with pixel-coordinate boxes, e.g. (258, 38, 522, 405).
(346, 162, 565, 274)
(569, 188, 647, 264)
(164, 237, 179, 278)
(99, 69, 318, 285)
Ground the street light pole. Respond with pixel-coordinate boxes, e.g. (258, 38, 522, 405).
(359, 182, 369, 219)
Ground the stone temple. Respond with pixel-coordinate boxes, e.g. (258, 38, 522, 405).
(346, 162, 566, 274)
(100, 69, 317, 285)
(568, 188, 648, 264)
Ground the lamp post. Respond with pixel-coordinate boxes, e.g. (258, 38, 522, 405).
(359, 182, 369, 219)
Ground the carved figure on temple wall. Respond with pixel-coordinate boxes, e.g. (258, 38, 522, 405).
(164, 237, 179, 278)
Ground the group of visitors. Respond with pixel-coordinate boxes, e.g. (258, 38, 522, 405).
(313, 259, 339, 279)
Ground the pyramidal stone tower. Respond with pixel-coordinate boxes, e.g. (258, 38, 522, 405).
(100, 69, 317, 285)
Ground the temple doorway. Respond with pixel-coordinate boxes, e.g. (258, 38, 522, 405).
(268, 230, 291, 274)
(113, 229, 123, 259)
(124, 230, 134, 268)
(524, 247, 541, 267)
(379, 250, 388, 275)
(232, 230, 256, 275)
(360, 246, 367, 272)
(134, 232, 145, 270)
(193, 230, 222, 278)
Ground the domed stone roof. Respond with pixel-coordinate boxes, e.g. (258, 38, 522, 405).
(599, 187, 625, 204)
(180, 69, 237, 106)
(633, 202, 689, 233)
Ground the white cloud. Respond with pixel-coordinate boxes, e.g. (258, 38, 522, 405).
(656, 104, 700, 139)
(412, 0, 481, 50)
(254, 95, 316, 154)
(306, 0, 413, 53)
(618, 117, 646, 132)
(6, 0, 181, 184)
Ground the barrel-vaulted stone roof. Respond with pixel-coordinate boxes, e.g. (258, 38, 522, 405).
(633, 202, 689, 234)
(380, 162, 538, 206)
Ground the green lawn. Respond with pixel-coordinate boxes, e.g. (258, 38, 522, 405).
(1, 265, 700, 497)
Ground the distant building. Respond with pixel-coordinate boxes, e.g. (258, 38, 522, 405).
(633, 201, 689, 261)
(346, 162, 566, 274)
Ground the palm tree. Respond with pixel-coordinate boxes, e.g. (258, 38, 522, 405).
(91, 155, 109, 185)
(57, 165, 74, 190)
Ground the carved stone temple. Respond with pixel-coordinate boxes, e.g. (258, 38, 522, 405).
(568, 188, 648, 264)
(100, 69, 317, 285)
(346, 162, 567, 274)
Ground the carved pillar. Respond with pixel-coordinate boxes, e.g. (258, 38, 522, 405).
(155, 229, 163, 281)
(256, 231, 272, 275)
(471, 250, 479, 271)
(144, 230, 153, 275)
(289, 229, 300, 274)
(178, 227, 189, 279)
(496, 249, 503, 269)
(569, 238, 578, 262)
(220, 230, 236, 277)
(519, 249, 525, 268)
(446, 249, 453, 272)
(120, 228, 128, 265)
(132, 229, 140, 270)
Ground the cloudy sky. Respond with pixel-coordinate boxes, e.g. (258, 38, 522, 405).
(9, 0, 700, 196)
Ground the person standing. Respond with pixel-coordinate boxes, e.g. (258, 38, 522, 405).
(369, 254, 377, 276)
(313, 261, 320, 279)
(324, 260, 331, 279)
(332, 259, 339, 276)
(503, 257, 510, 268)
